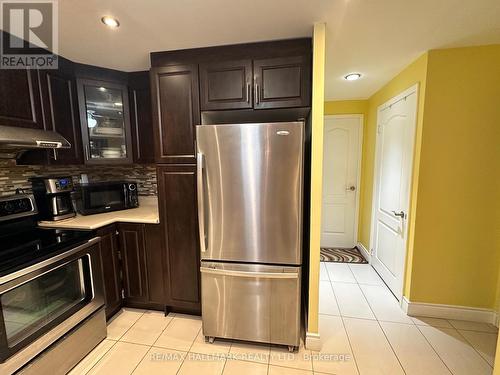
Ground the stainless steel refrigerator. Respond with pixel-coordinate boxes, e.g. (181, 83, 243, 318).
(196, 122, 304, 350)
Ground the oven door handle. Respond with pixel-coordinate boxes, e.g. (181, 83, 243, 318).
(0, 237, 101, 285)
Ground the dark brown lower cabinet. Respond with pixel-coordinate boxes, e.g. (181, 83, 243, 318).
(144, 224, 166, 308)
(157, 165, 201, 313)
(98, 222, 167, 319)
(118, 223, 149, 305)
(97, 225, 122, 320)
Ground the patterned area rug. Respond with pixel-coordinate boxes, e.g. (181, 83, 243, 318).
(320, 247, 367, 263)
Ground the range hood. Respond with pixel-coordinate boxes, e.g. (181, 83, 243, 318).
(0, 125, 71, 159)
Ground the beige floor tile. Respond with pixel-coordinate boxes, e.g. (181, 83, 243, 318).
(269, 340, 312, 371)
(87, 341, 149, 375)
(132, 347, 186, 374)
(348, 264, 383, 285)
(106, 308, 145, 340)
(331, 282, 375, 320)
(154, 314, 201, 352)
(68, 339, 116, 375)
(222, 359, 267, 374)
(459, 330, 498, 366)
(313, 314, 358, 374)
(320, 262, 330, 281)
(411, 316, 453, 328)
(448, 320, 498, 333)
(121, 310, 174, 345)
(418, 325, 492, 375)
(190, 330, 232, 355)
(380, 321, 451, 375)
(359, 284, 413, 324)
(229, 341, 270, 364)
(268, 365, 313, 375)
(343, 317, 404, 374)
(325, 263, 356, 283)
(319, 281, 340, 316)
(177, 352, 226, 375)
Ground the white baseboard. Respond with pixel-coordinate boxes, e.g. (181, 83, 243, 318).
(356, 242, 371, 262)
(305, 331, 321, 351)
(402, 297, 498, 325)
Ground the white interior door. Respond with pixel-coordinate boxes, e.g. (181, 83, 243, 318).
(371, 85, 418, 300)
(321, 115, 362, 249)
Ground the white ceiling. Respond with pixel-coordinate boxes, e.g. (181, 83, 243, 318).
(59, 0, 500, 100)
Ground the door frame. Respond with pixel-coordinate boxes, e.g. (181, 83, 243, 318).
(369, 84, 419, 301)
(322, 114, 363, 248)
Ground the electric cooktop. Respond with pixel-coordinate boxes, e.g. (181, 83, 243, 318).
(0, 194, 95, 277)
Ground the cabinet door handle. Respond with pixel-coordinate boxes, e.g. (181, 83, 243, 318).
(246, 83, 250, 103)
(255, 83, 259, 104)
(84, 145, 89, 160)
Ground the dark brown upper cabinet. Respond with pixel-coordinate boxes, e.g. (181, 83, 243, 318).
(199, 59, 253, 110)
(253, 56, 311, 109)
(40, 59, 83, 165)
(157, 164, 201, 312)
(128, 71, 155, 164)
(77, 78, 134, 165)
(150, 65, 200, 164)
(0, 68, 45, 129)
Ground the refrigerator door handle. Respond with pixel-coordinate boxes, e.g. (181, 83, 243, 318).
(197, 152, 207, 253)
(200, 267, 299, 279)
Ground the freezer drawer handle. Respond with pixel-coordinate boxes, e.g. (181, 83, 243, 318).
(200, 267, 298, 279)
(197, 152, 207, 253)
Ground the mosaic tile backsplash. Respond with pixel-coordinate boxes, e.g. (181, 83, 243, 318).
(0, 160, 157, 197)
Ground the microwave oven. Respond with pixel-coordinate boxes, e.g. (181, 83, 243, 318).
(74, 181, 139, 215)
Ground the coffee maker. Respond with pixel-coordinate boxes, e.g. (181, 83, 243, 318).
(31, 177, 76, 221)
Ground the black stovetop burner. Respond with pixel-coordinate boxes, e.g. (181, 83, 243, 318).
(0, 226, 95, 277)
(0, 194, 95, 277)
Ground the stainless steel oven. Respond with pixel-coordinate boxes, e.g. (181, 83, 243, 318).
(0, 237, 104, 374)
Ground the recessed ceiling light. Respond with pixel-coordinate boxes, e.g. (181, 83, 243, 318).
(98, 87, 106, 92)
(344, 73, 362, 81)
(101, 16, 120, 28)
(114, 102, 122, 106)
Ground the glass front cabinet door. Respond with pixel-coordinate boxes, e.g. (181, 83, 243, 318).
(77, 78, 133, 164)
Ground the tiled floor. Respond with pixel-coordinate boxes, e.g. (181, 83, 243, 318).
(319, 262, 497, 375)
(71, 262, 498, 374)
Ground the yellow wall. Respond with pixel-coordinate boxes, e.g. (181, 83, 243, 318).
(408, 45, 500, 307)
(324, 100, 368, 116)
(350, 45, 500, 307)
(307, 22, 326, 336)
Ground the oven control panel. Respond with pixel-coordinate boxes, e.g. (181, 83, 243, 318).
(0, 194, 37, 221)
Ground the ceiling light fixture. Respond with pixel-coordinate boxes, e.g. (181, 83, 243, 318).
(101, 16, 120, 28)
(344, 73, 362, 81)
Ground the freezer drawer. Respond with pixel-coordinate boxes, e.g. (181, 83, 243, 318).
(201, 261, 301, 347)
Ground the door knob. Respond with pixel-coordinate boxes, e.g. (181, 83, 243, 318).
(392, 210, 405, 218)
(346, 186, 356, 191)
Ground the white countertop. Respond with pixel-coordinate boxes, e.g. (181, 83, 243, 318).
(38, 196, 160, 230)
